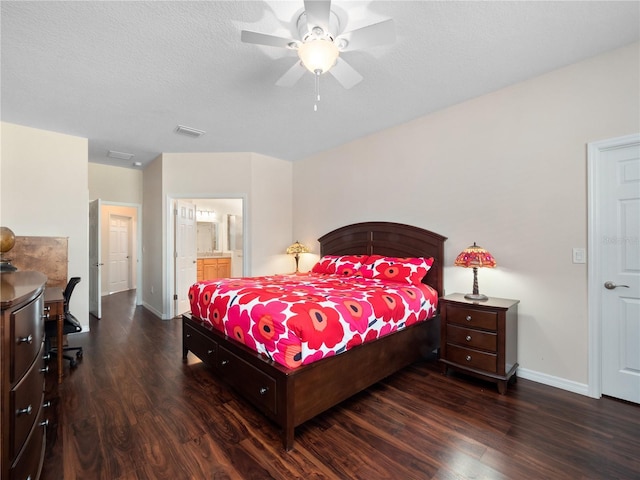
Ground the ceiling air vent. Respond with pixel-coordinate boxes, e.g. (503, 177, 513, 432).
(107, 150, 135, 161)
(175, 125, 205, 138)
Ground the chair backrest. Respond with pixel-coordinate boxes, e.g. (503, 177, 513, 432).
(63, 277, 81, 313)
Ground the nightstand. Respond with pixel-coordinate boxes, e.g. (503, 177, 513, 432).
(440, 293, 519, 394)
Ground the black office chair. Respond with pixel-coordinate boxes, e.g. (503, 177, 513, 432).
(45, 277, 83, 368)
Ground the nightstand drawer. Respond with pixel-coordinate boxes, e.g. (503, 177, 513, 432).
(446, 344, 497, 373)
(446, 324, 497, 352)
(446, 305, 497, 331)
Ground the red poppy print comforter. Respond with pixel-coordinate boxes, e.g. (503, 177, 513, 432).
(188, 273, 438, 369)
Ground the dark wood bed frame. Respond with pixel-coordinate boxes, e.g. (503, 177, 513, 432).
(182, 221, 447, 449)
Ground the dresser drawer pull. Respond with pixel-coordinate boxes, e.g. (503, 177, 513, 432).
(43, 352, 51, 361)
(466, 335, 472, 342)
(40, 366, 49, 374)
(185, 333, 191, 338)
(44, 305, 51, 313)
(40, 419, 49, 428)
(465, 355, 472, 362)
(16, 404, 33, 417)
(259, 387, 269, 395)
(207, 349, 215, 355)
(43, 401, 52, 408)
(221, 359, 229, 366)
(466, 315, 472, 322)
(17, 334, 33, 344)
(42, 312, 50, 320)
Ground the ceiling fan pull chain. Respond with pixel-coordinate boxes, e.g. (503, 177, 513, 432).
(314, 69, 321, 111)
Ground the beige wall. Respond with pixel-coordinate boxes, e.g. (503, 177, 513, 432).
(88, 163, 142, 298)
(88, 163, 143, 204)
(1, 122, 90, 328)
(292, 42, 640, 390)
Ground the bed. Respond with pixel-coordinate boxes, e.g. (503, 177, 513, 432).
(182, 221, 447, 449)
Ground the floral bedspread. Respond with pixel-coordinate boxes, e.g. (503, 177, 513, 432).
(188, 273, 438, 369)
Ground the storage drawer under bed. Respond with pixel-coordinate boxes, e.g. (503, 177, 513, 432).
(183, 323, 218, 367)
(217, 346, 277, 416)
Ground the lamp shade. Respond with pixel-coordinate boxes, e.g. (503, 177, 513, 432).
(286, 241, 310, 256)
(454, 242, 496, 268)
(454, 242, 496, 301)
(297, 39, 339, 74)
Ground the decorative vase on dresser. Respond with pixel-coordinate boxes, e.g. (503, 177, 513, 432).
(1, 271, 48, 480)
(440, 293, 520, 394)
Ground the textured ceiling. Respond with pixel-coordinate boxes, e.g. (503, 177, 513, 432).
(2, 1, 639, 169)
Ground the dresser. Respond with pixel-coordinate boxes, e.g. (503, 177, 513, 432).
(440, 293, 519, 394)
(1, 271, 48, 480)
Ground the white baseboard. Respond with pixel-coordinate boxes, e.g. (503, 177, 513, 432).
(517, 367, 592, 397)
(141, 302, 166, 320)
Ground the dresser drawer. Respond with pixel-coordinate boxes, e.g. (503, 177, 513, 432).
(446, 324, 497, 352)
(183, 323, 218, 367)
(446, 344, 497, 373)
(446, 304, 497, 331)
(10, 405, 45, 480)
(218, 346, 277, 416)
(11, 343, 46, 459)
(11, 295, 44, 384)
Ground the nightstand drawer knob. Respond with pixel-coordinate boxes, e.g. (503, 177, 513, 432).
(466, 315, 472, 321)
(466, 355, 472, 362)
(466, 335, 472, 342)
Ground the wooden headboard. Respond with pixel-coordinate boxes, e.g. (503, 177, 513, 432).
(318, 222, 447, 295)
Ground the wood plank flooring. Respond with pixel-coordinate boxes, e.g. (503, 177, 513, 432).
(42, 290, 640, 479)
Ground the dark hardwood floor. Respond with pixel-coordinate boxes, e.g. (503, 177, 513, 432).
(42, 290, 640, 479)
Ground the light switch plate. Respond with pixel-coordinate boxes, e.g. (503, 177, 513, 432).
(572, 248, 586, 264)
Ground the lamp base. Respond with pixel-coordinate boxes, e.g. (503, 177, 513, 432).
(464, 293, 488, 301)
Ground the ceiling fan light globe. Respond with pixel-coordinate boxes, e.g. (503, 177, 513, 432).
(298, 39, 339, 74)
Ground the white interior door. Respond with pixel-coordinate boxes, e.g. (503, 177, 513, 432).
(89, 198, 102, 319)
(175, 200, 197, 316)
(108, 214, 131, 294)
(590, 134, 640, 404)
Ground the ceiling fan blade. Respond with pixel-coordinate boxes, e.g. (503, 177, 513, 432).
(329, 57, 363, 89)
(241, 30, 294, 49)
(304, 0, 331, 33)
(276, 61, 306, 87)
(338, 18, 396, 52)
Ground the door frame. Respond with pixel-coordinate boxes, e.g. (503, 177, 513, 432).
(166, 194, 247, 319)
(89, 198, 102, 319)
(587, 132, 640, 399)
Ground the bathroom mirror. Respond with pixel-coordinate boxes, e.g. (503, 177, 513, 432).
(197, 221, 218, 255)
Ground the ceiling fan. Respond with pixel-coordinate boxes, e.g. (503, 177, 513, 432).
(241, 0, 395, 107)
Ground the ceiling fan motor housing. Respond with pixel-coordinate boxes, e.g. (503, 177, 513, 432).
(297, 11, 341, 44)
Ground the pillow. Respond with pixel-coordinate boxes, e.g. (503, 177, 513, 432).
(311, 255, 368, 276)
(358, 255, 434, 284)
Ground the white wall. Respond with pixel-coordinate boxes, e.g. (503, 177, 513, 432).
(292, 43, 640, 390)
(1, 122, 90, 328)
(142, 152, 293, 318)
